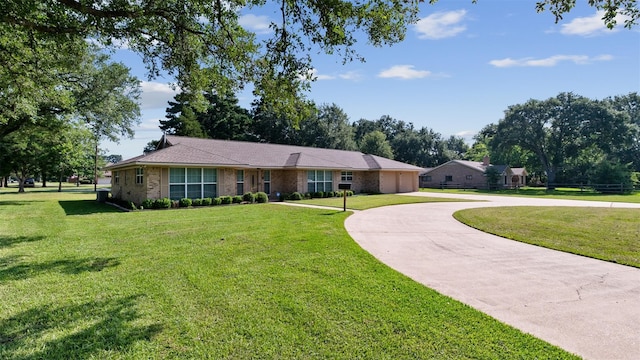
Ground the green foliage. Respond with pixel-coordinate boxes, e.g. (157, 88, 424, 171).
(202, 197, 213, 206)
(484, 167, 501, 191)
(141, 199, 154, 209)
(255, 192, 269, 203)
(313, 191, 324, 199)
(220, 196, 233, 205)
(359, 130, 394, 159)
(232, 195, 243, 204)
(180, 198, 193, 207)
(192, 198, 203, 206)
(288, 192, 304, 201)
(242, 192, 256, 203)
(590, 161, 633, 193)
(153, 198, 172, 209)
(213, 197, 223, 206)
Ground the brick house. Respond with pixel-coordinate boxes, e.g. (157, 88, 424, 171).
(105, 135, 423, 205)
(419, 156, 527, 189)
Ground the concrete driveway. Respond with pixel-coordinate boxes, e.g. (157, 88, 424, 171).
(344, 192, 640, 359)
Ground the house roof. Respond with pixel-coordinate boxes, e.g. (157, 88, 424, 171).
(421, 160, 521, 176)
(107, 135, 423, 172)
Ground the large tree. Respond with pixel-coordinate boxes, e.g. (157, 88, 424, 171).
(493, 92, 629, 187)
(4, 1, 635, 126)
(298, 104, 357, 150)
(359, 131, 394, 159)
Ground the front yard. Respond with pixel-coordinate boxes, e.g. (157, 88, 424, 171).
(0, 189, 574, 359)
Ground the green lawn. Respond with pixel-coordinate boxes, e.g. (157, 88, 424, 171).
(421, 187, 640, 203)
(0, 190, 575, 359)
(454, 206, 640, 268)
(289, 193, 473, 210)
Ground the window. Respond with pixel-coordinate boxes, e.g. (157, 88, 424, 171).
(236, 170, 244, 195)
(169, 168, 217, 200)
(466, 175, 473, 180)
(341, 171, 353, 182)
(114, 171, 119, 184)
(421, 175, 432, 182)
(445, 175, 453, 182)
(263, 170, 271, 194)
(308, 170, 333, 193)
(136, 168, 144, 184)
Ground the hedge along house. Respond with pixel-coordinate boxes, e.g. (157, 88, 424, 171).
(419, 156, 527, 189)
(105, 135, 423, 205)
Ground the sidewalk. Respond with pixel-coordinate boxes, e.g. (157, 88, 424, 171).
(344, 193, 640, 359)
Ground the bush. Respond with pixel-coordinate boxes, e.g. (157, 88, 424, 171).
(288, 192, 304, 200)
(126, 201, 137, 210)
(232, 195, 243, 204)
(141, 199, 154, 209)
(213, 197, 222, 205)
(304, 192, 312, 199)
(192, 198, 203, 206)
(336, 191, 343, 197)
(202, 197, 213, 206)
(153, 198, 172, 209)
(220, 196, 232, 204)
(242, 192, 256, 203)
(346, 190, 354, 196)
(313, 191, 324, 198)
(179, 198, 192, 207)
(171, 200, 180, 208)
(255, 192, 268, 203)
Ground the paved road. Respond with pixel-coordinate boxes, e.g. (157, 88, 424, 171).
(344, 193, 640, 360)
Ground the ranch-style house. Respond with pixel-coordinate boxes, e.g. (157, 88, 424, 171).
(106, 135, 423, 205)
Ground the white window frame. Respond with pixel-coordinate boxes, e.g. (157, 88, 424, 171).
(169, 168, 217, 200)
(341, 171, 353, 182)
(114, 171, 119, 184)
(236, 170, 244, 195)
(307, 170, 333, 193)
(135, 168, 144, 184)
(263, 170, 271, 194)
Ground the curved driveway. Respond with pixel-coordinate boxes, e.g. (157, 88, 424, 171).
(344, 192, 640, 360)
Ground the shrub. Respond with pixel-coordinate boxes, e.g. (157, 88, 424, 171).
(141, 199, 154, 209)
(255, 192, 268, 203)
(346, 190, 354, 196)
(232, 195, 243, 204)
(124, 201, 136, 210)
(336, 191, 343, 197)
(192, 198, 203, 206)
(220, 196, 232, 204)
(153, 198, 172, 209)
(304, 192, 312, 199)
(313, 191, 323, 198)
(242, 192, 255, 203)
(202, 197, 213, 206)
(179, 198, 192, 207)
(326, 191, 334, 198)
(288, 192, 304, 200)
(213, 197, 222, 205)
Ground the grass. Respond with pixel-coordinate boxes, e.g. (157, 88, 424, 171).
(0, 190, 575, 359)
(454, 206, 640, 268)
(289, 193, 473, 210)
(421, 187, 640, 203)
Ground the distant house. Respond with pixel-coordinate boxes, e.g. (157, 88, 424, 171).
(105, 135, 423, 205)
(419, 156, 527, 189)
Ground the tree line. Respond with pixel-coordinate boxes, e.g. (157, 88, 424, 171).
(145, 91, 470, 168)
(149, 90, 639, 188)
(469, 92, 639, 187)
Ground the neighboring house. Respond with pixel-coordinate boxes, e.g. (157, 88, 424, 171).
(419, 156, 527, 189)
(105, 135, 423, 205)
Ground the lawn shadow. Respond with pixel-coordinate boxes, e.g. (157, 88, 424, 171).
(0, 257, 120, 283)
(0, 235, 45, 249)
(58, 200, 121, 215)
(0, 295, 162, 359)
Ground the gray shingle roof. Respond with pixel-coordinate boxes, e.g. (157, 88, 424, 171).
(108, 135, 423, 172)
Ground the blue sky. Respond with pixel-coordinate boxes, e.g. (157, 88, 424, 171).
(103, 1, 640, 160)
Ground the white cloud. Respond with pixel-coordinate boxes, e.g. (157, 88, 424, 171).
(338, 71, 363, 81)
(489, 54, 613, 68)
(239, 14, 272, 34)
(140, 81, 179, 109)
(560, 10, 629, 36)
(378, 65, 431, 79)
(414, 10, 467, 39)
(455, 130, 476, 138)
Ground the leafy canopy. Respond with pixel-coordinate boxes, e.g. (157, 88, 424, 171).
(3, 0, 636, 123)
